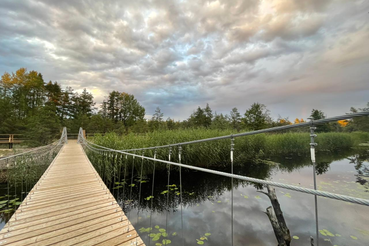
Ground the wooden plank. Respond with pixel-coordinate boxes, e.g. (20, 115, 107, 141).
(0, 140, 144, 246)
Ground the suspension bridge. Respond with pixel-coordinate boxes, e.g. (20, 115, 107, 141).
(0, 112, 368, 246)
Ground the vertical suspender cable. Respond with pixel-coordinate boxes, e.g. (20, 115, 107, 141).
(309, 120, 319, 246)
(138, 150, 144, 223)
(129, 152, 136, 209)
(136, 150, 144, 246)
(123, 155, 128, 205)
(6, 159, 10, 231)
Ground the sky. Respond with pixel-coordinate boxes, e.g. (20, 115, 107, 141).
(0, 0, 368, 121)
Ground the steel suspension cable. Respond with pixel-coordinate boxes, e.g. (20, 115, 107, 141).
(82, 112, 369, 153)
(79, 137, 369, 207)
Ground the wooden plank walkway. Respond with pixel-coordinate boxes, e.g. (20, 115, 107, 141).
(0, 140, 144, 246)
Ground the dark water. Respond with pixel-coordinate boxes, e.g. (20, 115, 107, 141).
(113, 149, 369, 246)
(0, 150, 368, 246)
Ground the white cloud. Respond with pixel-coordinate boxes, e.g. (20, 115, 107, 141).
(0, 0, 368, 120)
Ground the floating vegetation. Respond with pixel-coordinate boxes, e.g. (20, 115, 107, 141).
(255, 196, 261, 199)
(162, 239, 171, 245)
(140, 225, 176, 245)
(196, 233, 211, 245)
(319, 229, 335, 237)
(350, 235, 358, 240)
(292, 236, 299, 240)
(284, 193, 292, 198)
(145, 196, 154, 200)
(355, 228, 369, 236)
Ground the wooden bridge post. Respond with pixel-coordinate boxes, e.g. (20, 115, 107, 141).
(8, 134, 14, 149)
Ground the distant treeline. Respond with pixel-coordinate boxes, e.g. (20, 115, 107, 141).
(0, 68, 368, 146)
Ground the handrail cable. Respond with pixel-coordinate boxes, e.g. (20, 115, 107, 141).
(79, 133, 369, 207)
(0, 127, 68, 161)
(85, 111, 369, 152)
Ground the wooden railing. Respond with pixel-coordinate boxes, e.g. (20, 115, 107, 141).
(0, 134, 24, 148)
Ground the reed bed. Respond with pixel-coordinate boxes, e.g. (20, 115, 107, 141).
(90, 129, 369, 168)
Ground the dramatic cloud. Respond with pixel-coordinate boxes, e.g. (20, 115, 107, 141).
(0, 0, 368, 120)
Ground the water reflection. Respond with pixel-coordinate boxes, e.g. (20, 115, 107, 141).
(0, 149, 367, 245)
(109, 150, 369, 246)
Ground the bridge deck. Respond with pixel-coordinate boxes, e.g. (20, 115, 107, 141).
(0, 140, 144, 246)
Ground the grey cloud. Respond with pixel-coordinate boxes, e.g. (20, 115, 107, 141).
(0, 0, 368, 120)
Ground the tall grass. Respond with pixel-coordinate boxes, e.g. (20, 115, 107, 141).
(90, 129, 369, 168)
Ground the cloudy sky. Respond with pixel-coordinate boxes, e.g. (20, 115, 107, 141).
(0, 0, 368, 120)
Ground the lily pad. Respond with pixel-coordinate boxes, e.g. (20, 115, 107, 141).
(162, 239, 171, 245)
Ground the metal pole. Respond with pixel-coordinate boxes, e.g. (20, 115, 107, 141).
(309, 118, 319, 246)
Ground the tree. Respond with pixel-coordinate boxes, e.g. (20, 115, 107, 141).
(188, 104, 213, 128)
(103, 91, 145, 132)
(188, 107, 205, 128)
(310, 109, 325, 120)
(150, 107, 164, 131)
(70, 89, 95, 118)
(45, 81, 62, 107)
(152, 107, 164, 122)
(243, 103, 271, 130)
(166, 117, 175, 130)
(274, 116, 291, 126)
(87, 114, 114, 133)
(346, 103, 369, 132)
(204, 103, 213, 128)
(294, 118, 305, 124)
(310, 109, 330, 132)
(25, 105, 61, 146)
(230, 107, 241, 131)
(211, 113, 229, 130)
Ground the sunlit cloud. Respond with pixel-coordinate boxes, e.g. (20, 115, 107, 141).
(0, 0, 368, 120)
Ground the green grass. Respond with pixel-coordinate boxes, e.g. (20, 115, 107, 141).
(90, 129, 369, 168)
